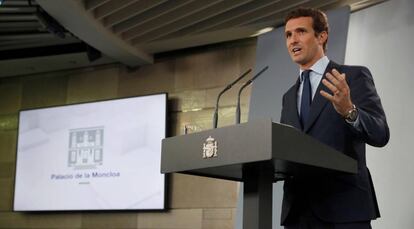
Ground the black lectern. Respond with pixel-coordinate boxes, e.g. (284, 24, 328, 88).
(161, 119, 357, 229)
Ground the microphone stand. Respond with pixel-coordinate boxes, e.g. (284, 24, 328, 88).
(213, 69, 252, 128)
(236, 66, 269, 124)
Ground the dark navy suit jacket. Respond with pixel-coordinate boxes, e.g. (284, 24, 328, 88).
(280, 61, 390, 224)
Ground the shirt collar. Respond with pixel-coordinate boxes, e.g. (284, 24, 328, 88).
(299, 56, 330, 82)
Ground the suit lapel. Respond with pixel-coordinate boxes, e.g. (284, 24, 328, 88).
(285, 78, 302, 129)
(303, 61, 339, 132)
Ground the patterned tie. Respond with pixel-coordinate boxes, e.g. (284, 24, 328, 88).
(300, 70, 312, 129)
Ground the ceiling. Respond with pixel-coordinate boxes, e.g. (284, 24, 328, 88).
(0, 0, 386, 78)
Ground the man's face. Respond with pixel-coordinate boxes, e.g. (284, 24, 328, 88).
(285, 16, 326, 69)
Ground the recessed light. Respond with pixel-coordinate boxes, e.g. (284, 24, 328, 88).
(250, 27, 274, 37)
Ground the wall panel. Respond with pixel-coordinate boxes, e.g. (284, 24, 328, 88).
(66, 66, 119, 103)
(21, 74, 68, 110)
(0, 40, 256, 228)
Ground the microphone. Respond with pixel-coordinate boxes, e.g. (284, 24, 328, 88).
(235, 66, 269, 124)
(213, 68, 252, 128)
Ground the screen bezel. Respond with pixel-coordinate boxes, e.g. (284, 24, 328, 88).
(12, 93, 169, 212)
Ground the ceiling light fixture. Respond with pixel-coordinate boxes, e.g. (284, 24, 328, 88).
(250, 27, 274, 37)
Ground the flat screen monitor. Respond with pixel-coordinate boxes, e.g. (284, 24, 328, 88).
(14, 93, 167, 211)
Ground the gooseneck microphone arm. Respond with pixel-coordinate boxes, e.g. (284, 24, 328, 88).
(213, 69, 252, 129)
(236, 66, 269, 124)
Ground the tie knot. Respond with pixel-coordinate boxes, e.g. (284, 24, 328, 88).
(302, 70, 311, 78)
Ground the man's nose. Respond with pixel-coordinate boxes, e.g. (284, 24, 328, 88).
(288, 37, 298, 47)
(287, 33, 298, 45)
(291, 33, 299, 42)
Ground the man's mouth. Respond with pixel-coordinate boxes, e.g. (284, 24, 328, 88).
(292, 47, 302, 55)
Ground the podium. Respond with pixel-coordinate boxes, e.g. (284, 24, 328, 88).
(161, 119, 357, 229)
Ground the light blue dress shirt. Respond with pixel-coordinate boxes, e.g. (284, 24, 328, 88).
(297, 56, 329, 114)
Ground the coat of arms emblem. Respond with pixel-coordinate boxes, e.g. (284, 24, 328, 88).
(202, 136, 217, 158)
(68, 126, 104, 169)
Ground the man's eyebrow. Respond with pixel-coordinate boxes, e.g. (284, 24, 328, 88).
(295, 27, 307, 31)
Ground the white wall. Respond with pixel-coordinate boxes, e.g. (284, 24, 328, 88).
(345, 0, 414, 228)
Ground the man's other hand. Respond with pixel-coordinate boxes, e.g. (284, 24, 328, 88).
(320, 68, 353, 116)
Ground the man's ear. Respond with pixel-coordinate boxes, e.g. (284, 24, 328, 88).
(318, 31, 328, 45)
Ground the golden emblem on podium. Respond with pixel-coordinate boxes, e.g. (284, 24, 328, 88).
(202, 136, 217, 158)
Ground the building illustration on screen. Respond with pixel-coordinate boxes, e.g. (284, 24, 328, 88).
(68, 126, 104, 169)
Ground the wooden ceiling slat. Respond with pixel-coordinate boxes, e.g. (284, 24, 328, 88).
(0, 6, 37, 13)
(140, 25, 262, 53)
(0, 33, 56, 40)
(318, 0, 386, 12)
(102, 0, 167, 27)
(203, 0, 311, 33)
(245, 0, 340, 28)
(84, 0, 110, 11)
(122, 0, 223, 41)
(0, 14, 37, 21)
(152, 0, 280, 42)
(0, 38, 79, 51)
(0, 21, 39, 28)
(1, 0, 38, 6)
(130, 0, 253, 45)
(93, 0, 138, 20)
(0, 37, 77, 47)
(111, 0, 193, 34)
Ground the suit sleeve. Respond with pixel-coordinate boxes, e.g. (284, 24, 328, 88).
(348, 66, 390, 147)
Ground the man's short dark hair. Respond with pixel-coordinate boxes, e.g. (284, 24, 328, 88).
(285, 8, 329, 52)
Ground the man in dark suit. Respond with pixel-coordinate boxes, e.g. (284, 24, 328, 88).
(280, 8, 390, 229)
